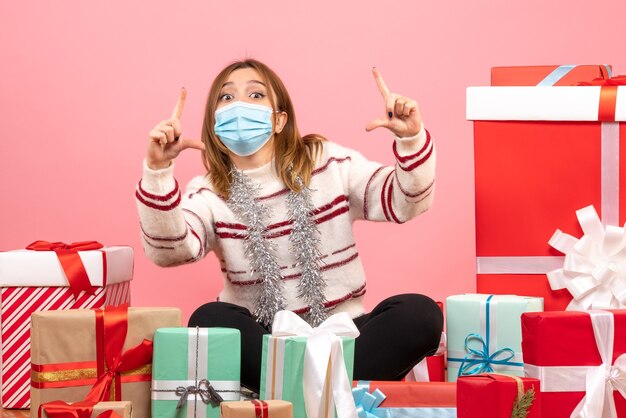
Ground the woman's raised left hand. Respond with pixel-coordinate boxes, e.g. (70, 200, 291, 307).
(365, 67, 423, 138)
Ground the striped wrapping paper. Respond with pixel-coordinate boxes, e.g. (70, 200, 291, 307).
(0, 245, 133, 409)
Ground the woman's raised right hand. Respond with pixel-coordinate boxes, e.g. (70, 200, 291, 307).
(146, 88, 206, 170)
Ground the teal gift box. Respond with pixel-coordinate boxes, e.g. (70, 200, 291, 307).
(151, 327, 241, 418)
(446, 294, 543, 382)
(260, 333, 355, 418)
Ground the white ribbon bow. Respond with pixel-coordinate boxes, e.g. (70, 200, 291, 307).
(547, 205, 626, 310)
(570, 311, 626, 418)
(272, 310, 360, 418)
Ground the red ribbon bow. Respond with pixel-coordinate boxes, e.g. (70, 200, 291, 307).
(26, 240, 105, 299)
(39, 400, 123, 418)
(577, 75, 626, 121)
(83, 304, 153, 403)
(252, 400, 270, 418)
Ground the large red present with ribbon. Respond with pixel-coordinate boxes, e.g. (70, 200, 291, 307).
(38, 400, 131, 418)
(0, 242, 133, 409)
(467, 64, 626, 310)
(522, 310, 626, 417)
(29, 305, 181, 418)
(457, 373, 540, 418)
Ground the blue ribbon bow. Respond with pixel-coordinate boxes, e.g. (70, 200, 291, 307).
(352, 387, 386, 418)
(457, 333, 520, 376)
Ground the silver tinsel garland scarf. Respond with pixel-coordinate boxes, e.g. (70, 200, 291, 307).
(227, 169, 327, 327)
(287, 177, 328, 326)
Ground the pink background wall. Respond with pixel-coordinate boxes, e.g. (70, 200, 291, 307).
(1, 1, 625, 323)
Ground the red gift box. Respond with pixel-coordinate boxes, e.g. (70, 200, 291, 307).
(491, 64, 611, 86)
(468, 66, 626, 310)
(457, 373, 540, 418)
(522, 310, 626, 417)
(0, 243, 133, 409)
(353, 381, 456, 412)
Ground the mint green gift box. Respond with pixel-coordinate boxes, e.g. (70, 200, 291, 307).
(260, 334, 355, 418)
(151, 327, 241, 418)
(446, 294, 543, 382)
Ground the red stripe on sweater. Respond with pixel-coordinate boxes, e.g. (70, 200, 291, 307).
(258, 188, 290, 201)
(380, 171, 392, 222)
(136, 190, 181, 211)
(332, 243, 356, 255)
(137, 179, 179, 201)
(392, 129, 431, 163)
(140, 223, 188, 241)
(189, 187, 225, 200)
(394, 171, 435, 198)
(364, 166, 387, 221)
(227, 251, 359, 285)
(398, 143, 434, 172)
(187, 224, 204, 259)
(387, 178, 402, 224)
(264, 206, 349, 239)
(292, 283, 367, 314)
(143, 239, 176, 250)
(183, 208, 210, 244)
(312, 156, 352, 175)
(216, 231, 247, 239)
(415, 187, 434, 204)
(313, 195, 348, 215)
(215, 195, 349, 233)
(253, 157, 352, 202)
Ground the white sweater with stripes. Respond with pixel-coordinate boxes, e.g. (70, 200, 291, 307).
(136, 127, 435, 319)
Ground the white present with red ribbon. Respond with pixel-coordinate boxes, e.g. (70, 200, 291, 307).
(0, 241, 133, 409)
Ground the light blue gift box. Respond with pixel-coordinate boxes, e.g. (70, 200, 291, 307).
(445, 294, 543, 382)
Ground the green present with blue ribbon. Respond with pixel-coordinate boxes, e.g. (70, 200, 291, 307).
(151, 327, 241, 418)
(446, 294, 543, 382)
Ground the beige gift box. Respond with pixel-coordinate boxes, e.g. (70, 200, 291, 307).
(220, 400, 292, 418)
(30, 307, 181, 418)
(38, 401, 132, 417)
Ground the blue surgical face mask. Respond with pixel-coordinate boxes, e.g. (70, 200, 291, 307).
(214, 101, 276, 157)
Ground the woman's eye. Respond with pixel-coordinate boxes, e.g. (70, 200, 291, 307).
(250, 92, 265, 99)
(220, 94, 234, 101)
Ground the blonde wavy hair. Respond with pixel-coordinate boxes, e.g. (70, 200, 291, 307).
(201, 59, 326, 198)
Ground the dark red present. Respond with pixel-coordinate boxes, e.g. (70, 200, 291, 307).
(457, 373, 540, 418)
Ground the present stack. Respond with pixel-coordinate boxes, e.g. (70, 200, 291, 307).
(467, 64, 626, 310)
(459, 63, 626, 417)
(0, 242, 133, 409)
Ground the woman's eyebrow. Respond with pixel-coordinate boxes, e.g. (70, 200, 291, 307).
(248, 80, 266, 87)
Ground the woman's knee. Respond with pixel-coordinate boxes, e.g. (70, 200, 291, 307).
(188, 301, 253, 327)
(379, 294, 443, 343)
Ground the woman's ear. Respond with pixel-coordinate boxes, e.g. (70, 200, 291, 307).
(274, 111, 288, 134)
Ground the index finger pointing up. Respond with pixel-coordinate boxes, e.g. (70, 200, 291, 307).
(171, 87, 187, 120)
(372, 67, 390, 98)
